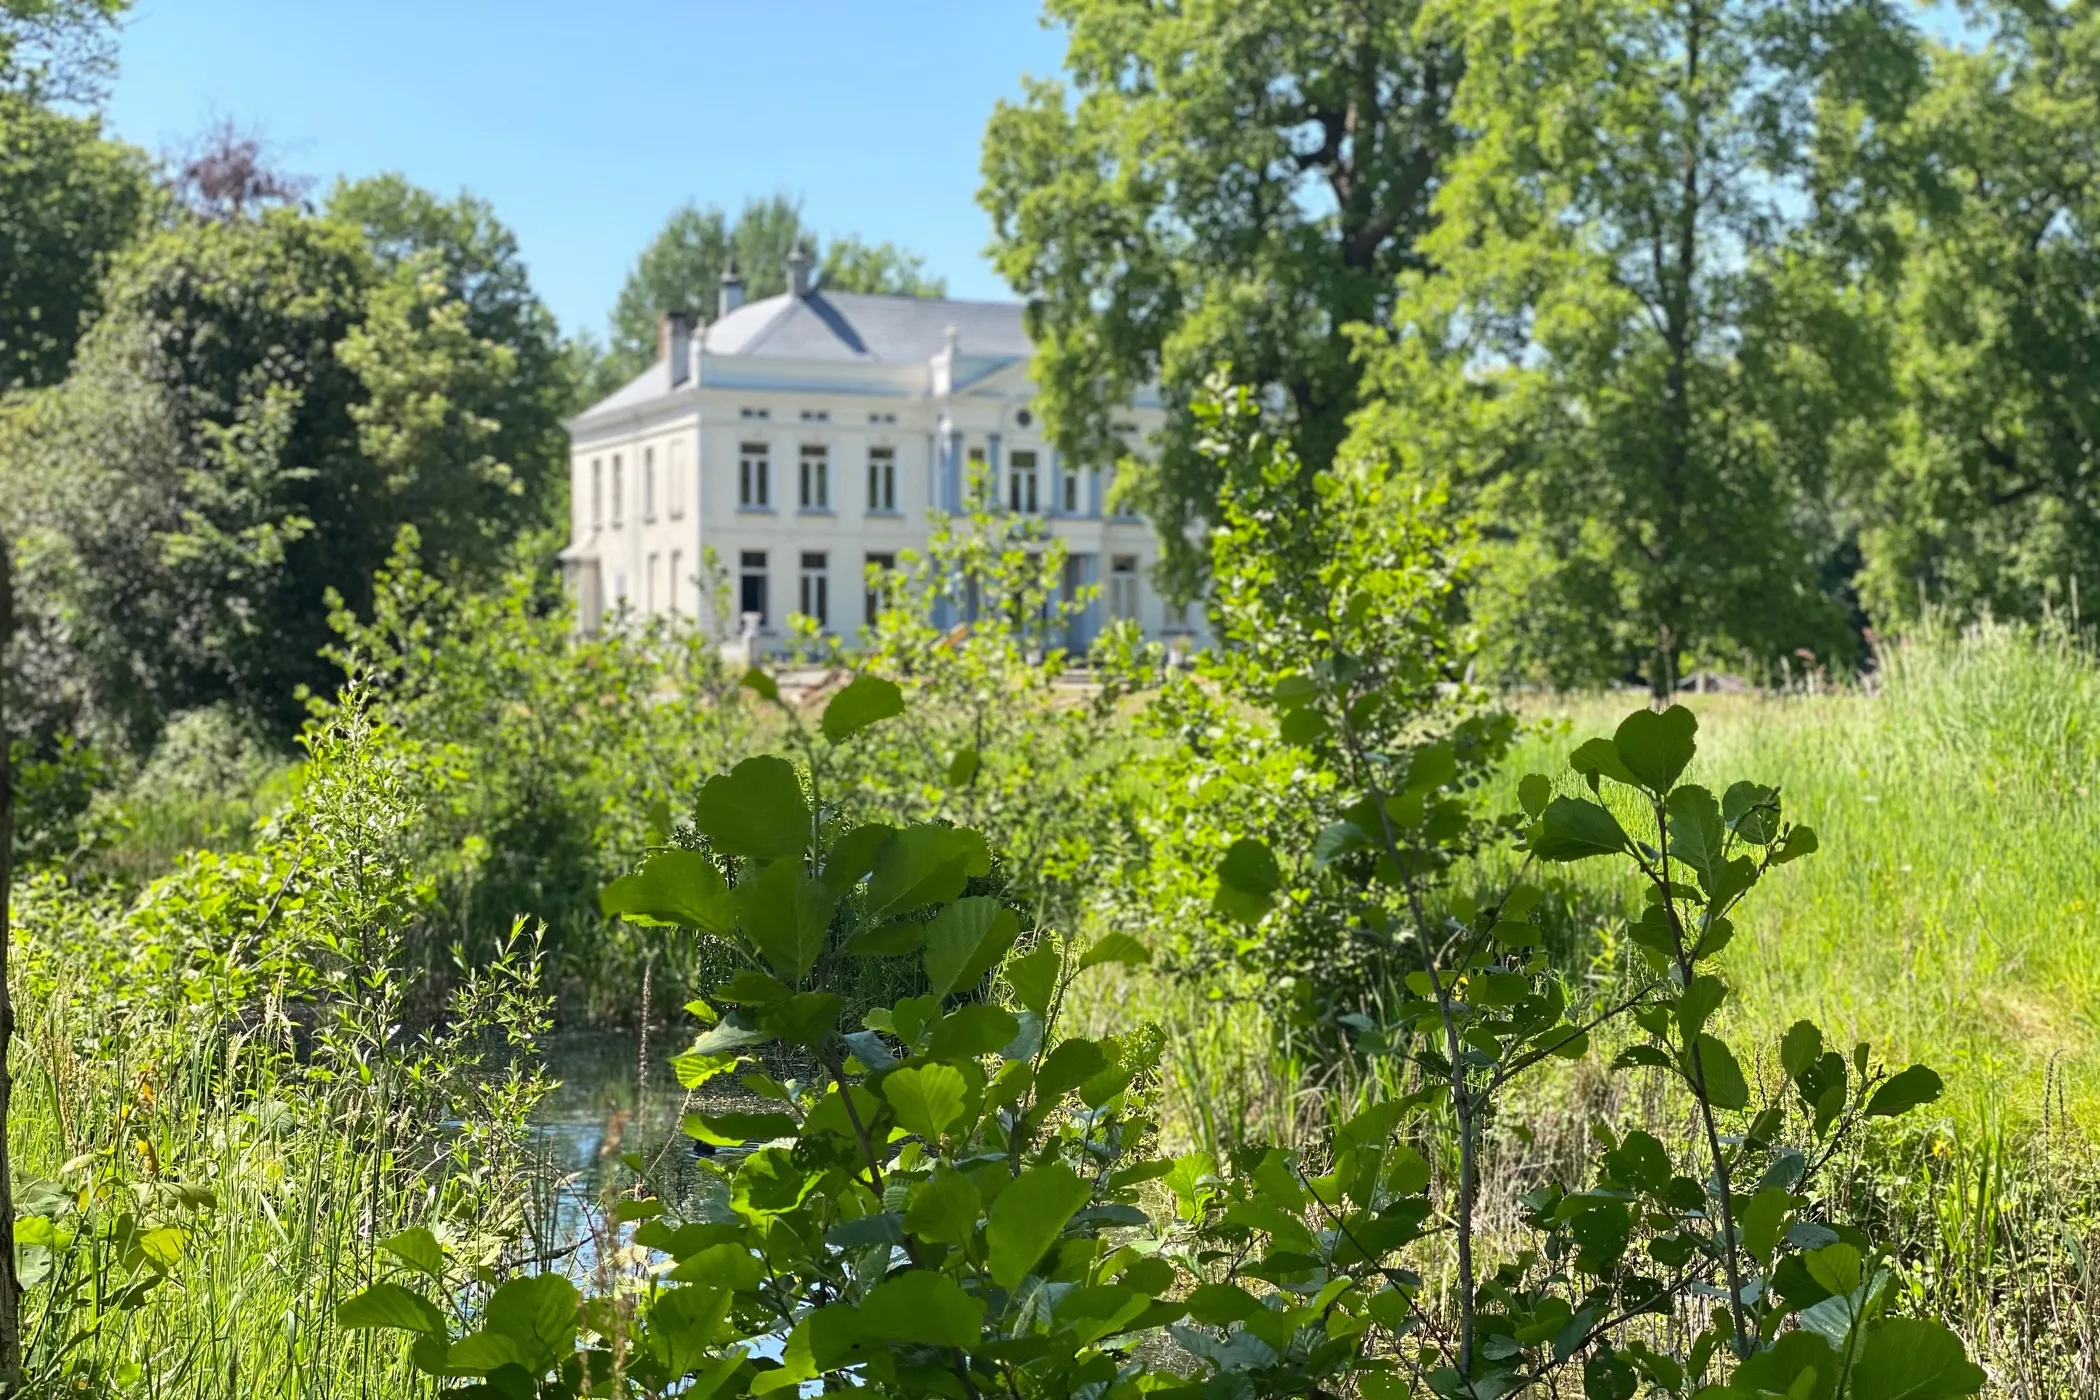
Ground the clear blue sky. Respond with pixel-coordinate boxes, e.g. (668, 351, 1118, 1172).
(104, 1, 1070, 339)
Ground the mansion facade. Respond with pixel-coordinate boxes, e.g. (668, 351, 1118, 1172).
(561, 245, 1191, 653)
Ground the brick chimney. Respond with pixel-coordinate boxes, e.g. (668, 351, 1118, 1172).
(660, 309, 692, 386)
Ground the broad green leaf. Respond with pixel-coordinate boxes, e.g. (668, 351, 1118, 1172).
(1035, 1038, 1110, 1102)
(987, 1162, 1092, 1289)
(1781, 1020, 1824, 1081)
(1405, 742, 1456, 792)
(647, 1284, 734, 1379)
(1215, 837, 1281, 923)
(1676, 974, 1726, 1041)
(1614, 706, 1697, 793)
(821, 822, 897, 896)
(1684, 1034, 1749, 1110)
(1532, 796, 1629, 861)
(336, 1282, 446, 1335)
(1570, 736, 1637, 788)
(1851, 1318, 1986, 1400)
(903, 1165, 983, 1245)
(1279, 707, 1330, 746)
(1738, 1185, 1792, 1267)
(483, 1273, 580, 1369)
(684, 1111, 799, 1145)
(445, 1332, 531, 1373)
(865, 825, 990, 918)
(753, 990, 842, 1048)
(378, 1227, 444, 1278)
(1771, 823, 1820, 865)
(925, 1002, 1020, 1060)
(922, 896, 1018, 997)
(1865, 1064, 1944, 1118)
(1077, 932, 1150, 971)
(1728, 1331, 1838, 1400)
(946, 747, 981, 786)
(1664, 784, 1726, 891)
(1517, 774, 1552, 819)
(694, 756, 809, 860)
(741, 667, 780, 702)
(1805, 1242, 1862, 1296)
(600, 850, 736, 935)
(856, 1270, 986, 1349)
(1004, 944, 1060, 1016)
(1603, 1131, 1671, 1193)
(735, 856, 836, 981)
(821, 674, 904, 743)
(882, 1063, 967, 1141)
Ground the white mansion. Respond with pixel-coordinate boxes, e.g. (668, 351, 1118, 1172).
(561, 244, 1189, 652)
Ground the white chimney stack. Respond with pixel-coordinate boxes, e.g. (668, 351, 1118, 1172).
(660, 310, 693, 386)
(718, 258, 744, 317)
(786, 238, 813, 298)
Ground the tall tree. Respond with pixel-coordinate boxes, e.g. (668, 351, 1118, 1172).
(1846, 2, 2100, 627)
(979, 0, 1461, 591)
(328, 173, 575, 531)
(1352, 0, 1919, 691)
(590, 196, 946, 401)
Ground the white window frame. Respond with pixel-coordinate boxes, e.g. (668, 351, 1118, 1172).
(867, 446, 897, 513)
(799, 550, 829, 627)
(739, 442, 770, 509)
(1008, 450, 1039, 514)
(799, 443, 830, 510)
(668, 439, 686, 519)
(611, 454, 624, 525)
(1109, 555, 1140, 622)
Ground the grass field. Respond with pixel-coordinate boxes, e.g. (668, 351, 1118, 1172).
(1502, 619, 2100, 1132)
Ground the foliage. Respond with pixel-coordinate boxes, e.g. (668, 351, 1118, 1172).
(0, 90, 151, 393)
(2, 182, 571, 749)
(978, 0, 1461, 592)
(1846, 2, 2100, 627)
(1348, 0, 1919, 692)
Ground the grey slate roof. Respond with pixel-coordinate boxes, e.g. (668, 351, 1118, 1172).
(572, 291, 1032, 423)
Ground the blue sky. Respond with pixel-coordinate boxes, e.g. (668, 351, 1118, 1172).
(104, 1, 1069, 338)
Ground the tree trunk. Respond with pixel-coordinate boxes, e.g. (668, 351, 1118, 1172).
(0, 543, 23, 1387)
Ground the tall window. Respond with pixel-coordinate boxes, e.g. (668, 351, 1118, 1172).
(1061, 466, 1080, 515)
(799, 443, 830, 509)
(1008, 450, 1039, 513)
(864, 551, 895, 625)
(668, 550, 682, 615)
(867, 446, 896, 513)
(1109, 555, 1140, 621)
(644, 447, 657, 520)
(668, 440, 686, 519)
(611, 454, 624, 525)
(646, 552, 660, 611)
(591, 458, 603, 528)
(799, 551, 829, 627)
(739, 442, 770, 508)
(739, 550, 767, 625)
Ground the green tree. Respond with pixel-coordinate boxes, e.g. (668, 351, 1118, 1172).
(1847, 2, 2100, 627)
(1352, 0, 1918, 692)
(591, 196, 945, 400)
(327, 174, 574, 531)
(979, 0, 1461, 592)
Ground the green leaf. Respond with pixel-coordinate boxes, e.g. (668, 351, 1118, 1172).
(1278, 707, 1330, 746)
(925, 1002, 1020, 1060)
(1570, 736, 1637, 788)
(1035, 1038, 1110, 1102)
(865, 825, 990, 918)
(987, 1162, 1092, 1289)
(336, 1282, 446, 1335)
(1664, 785, 1725, 891)
(822, 822, 898, 896)
(685, 1111, 799, 1145)
(1533, 797, 1629, 861)
(1614, 706, 1697, 793)
(1684, 1034, 1749, 1110)
(1077, 932, 1150, 971)
(1004, 944, 1060, 1016)
(1781, 1020, 1824, 1082)
(1405, 742, 1456, 791)
(1729, 1331, 1839, 1400)
(1851, 1318, 1987, 1400)
(735, 856, 836, 982)
(1676, 974, 1726, 1041)
(922, 896, 1019, 997)
(882, 1063, 967, 1141)
(946, 747, 982, 786)
(445, 1332, 531, 1374)
(694, 756, 809, 860)
(600, 850, 736, 935)
(1738, 1185, 1792, 1267)
(904, 1165, 983, 1245)
(1865, 1064, 1944, 1118)
(821, 674, 904, 743)
(378, 1227, 444, 1278)
(1518, 774, 1552, 820)
(741, 666, 780, 702)
(483, 1273, 581, 1369)
(856, 1270, 987, 1349)
(1771, 823, 1820, 865)
(1215, 837, 1281, 923)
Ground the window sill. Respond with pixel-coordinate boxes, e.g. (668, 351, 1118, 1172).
(864, 509, 903, 519)
(796, 508, 836, 517)
(737, 505, 776, 514)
